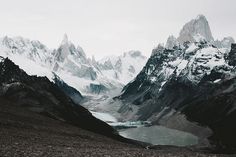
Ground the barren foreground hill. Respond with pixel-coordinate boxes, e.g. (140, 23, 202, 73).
(0, 98, 233, 157)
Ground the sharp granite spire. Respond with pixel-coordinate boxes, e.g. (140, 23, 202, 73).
(61, 33, 69, 45)
(177, 14, 214, 43)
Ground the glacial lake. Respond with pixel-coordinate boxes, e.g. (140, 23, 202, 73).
(119, 125, 198, 147)
(91, 111, 198, 147)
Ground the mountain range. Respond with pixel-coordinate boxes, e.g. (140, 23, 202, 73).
(0, 34, 147, 97)
(1, 14, 236, 155)
(117, 15, 236, 152)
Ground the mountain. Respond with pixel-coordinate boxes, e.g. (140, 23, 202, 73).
(50, 34, 125, 95)
(52, 34, 96, 80)
(97, 51, 147, 84)
(165, 35, 179, 49)
(177, 15, 214, 43)
(0, 57, 122, 138)
(52, 73, 83, 104)
(214, 37, 235, 50)
(0, 36, 53, 67)
(1, 57, 229, 156)
(116, 15, 236, 151)
(0, 35, 125, 96)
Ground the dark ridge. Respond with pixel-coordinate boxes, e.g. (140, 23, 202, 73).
(52, 73, 83, 104)
(0, 57, 139, 144)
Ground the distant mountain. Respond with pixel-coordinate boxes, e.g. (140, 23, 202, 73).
(52, 34, 97, 80)
(177, 15, 214, 43)
(116, 15, 236, 151)
(0, 36, 53, 67)
(0, 35, 142, 96)
(50, 34, 124, 95)
(97, 51, 147, 84)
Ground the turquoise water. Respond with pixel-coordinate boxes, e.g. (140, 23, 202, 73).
(119, 125, 198, 146)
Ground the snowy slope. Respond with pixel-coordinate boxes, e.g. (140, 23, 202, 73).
(0, 36, 53, 67)
(0, 36, 54, 79)
(97, 51, 147, 84)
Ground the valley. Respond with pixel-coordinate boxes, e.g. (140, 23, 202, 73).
(0, 13, 236, 156)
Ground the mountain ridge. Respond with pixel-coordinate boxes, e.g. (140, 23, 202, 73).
(116, 15, 236, 152)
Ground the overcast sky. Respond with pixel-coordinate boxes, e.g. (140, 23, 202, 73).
(0, 0, 235, 59)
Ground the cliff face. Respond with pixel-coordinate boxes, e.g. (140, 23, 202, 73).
(177, 15, 214, 43)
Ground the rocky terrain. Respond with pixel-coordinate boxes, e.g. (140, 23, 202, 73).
(0, 57, 233, 156)
(117, 15, 236, 152)
(0, 57, 118, 138)
(1, 97, 235, 157)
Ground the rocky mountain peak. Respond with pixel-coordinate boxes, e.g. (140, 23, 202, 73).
(165, 35, 179, 49)
(0, 57, 30, 83)
(55, 34, 87, 63)
(214, 37, 235, 49)
(54, 34, 77, 63)
(177, 14, 214, 43)
(61, 33, 69, 45)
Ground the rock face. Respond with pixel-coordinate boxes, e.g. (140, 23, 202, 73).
(117, 15, 236, 151)
(0, 57, 118, 138)
(53, 34, 98, 80)
(165, 35, 179, 49)
(119, 41, 233, 107)
(177, 15, 214, 43)
(214, 37, 235, 49)
(227, 44, 236, 66)
(52, 73, 83, 104)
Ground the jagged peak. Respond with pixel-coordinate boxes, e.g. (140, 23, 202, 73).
(151, 43, 165, 56)
(222, 36, 235, 42)
(177, 14, 214, 43)
(61, 33, 69, 45)
(76, 45, 86, 57)
(0, 35, 46, 47)
(165, 35, 178, 49)
(196, 14, 207, 20)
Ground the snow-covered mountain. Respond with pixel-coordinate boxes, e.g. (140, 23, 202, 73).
(50, 34, 123, 95)
(119, 41, 235, 118)
(52, 34, 95, 79)
(0, 36, 57, 86)
(0, 34, 146, 97)
(0, 36, 53, 67)
(214, 36, 235, 49)
(118, 14, 235, 121)
(116, 15, 236, 150)
(97, 51, 147, 84)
